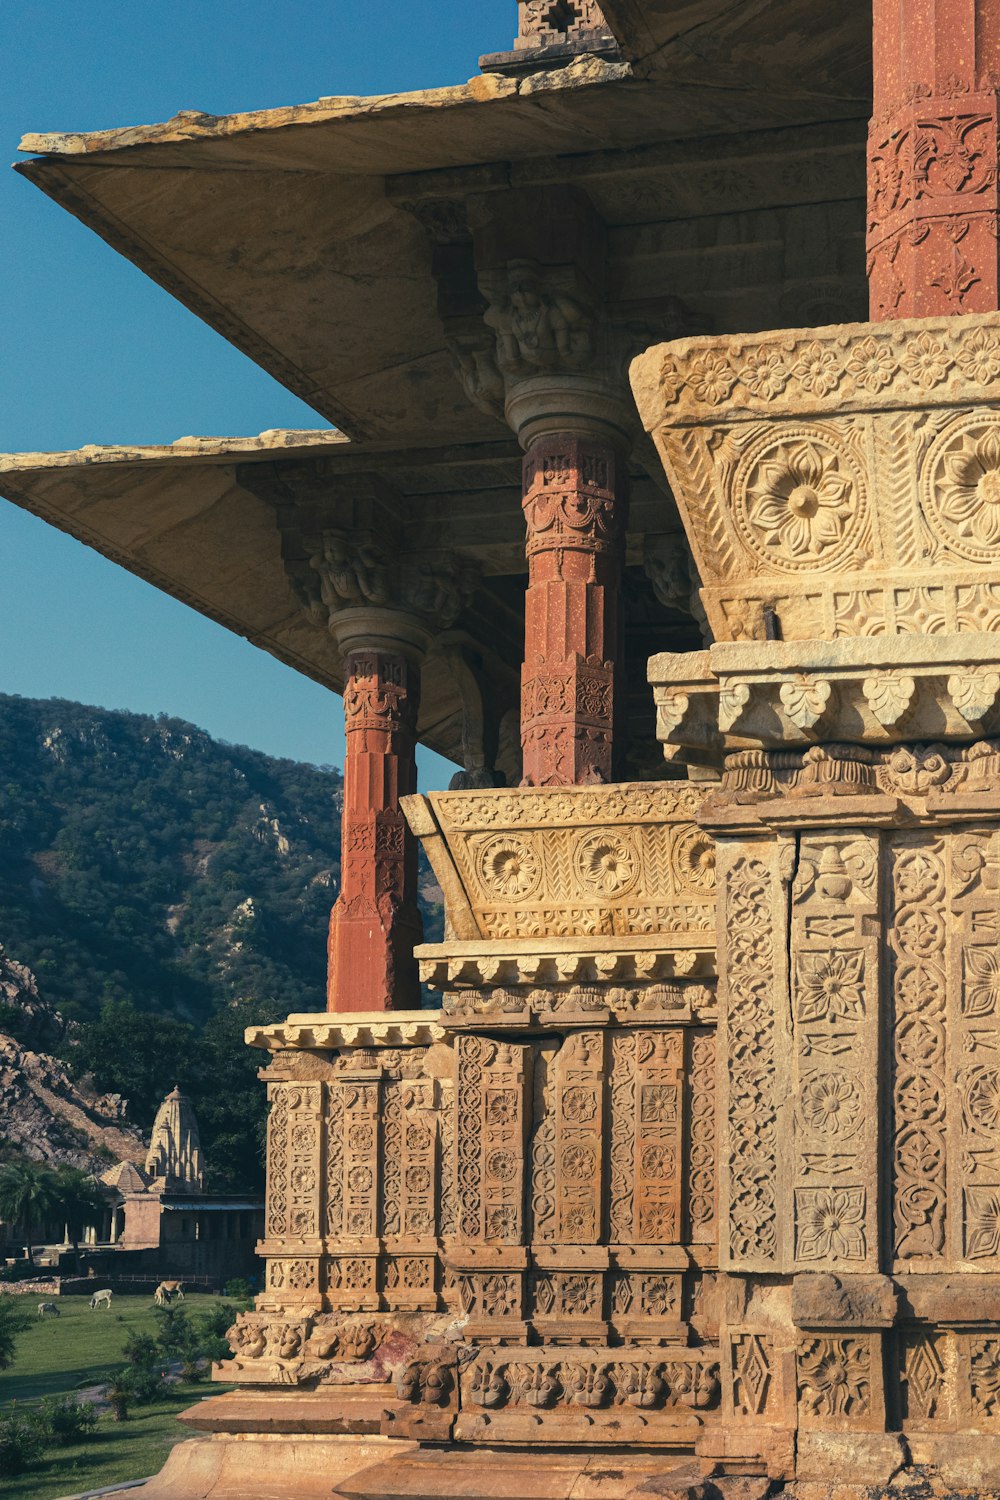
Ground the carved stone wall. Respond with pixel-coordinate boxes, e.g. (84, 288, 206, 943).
(631, 311, 1000, 1486)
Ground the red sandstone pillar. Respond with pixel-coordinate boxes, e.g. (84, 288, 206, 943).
(326, 647, 422, 1013)
(869, 0, 1000, 318)
(520, 433, 627, 786)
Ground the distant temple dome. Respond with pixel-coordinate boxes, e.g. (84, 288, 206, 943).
(99, 1159, 149, 1194)
(145, 1085, 205, 1192)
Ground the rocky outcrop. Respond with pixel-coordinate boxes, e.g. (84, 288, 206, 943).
(0, 944, 145, 1171)
(0, 943, 62, 1049)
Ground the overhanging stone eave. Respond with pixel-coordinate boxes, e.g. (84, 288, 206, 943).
(0, 430, 532, 768)
(599, 0, 871, 106)
(11, 53, 871, 446)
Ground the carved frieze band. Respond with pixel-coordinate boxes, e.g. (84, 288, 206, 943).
(415, 784, 715, 943)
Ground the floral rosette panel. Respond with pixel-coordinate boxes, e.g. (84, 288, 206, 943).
(425, 784, 715, 942)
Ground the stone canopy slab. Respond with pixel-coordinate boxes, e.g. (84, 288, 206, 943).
(14, 47, 869, 448)
(0, 429, 519, 766)
(599, 0, 870, 101)
(0, 427, 700, 771)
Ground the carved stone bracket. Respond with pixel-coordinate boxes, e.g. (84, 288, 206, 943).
(650, 635, 1000, 754)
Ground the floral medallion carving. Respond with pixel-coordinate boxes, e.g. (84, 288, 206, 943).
(574, 829, 639, 897)
(671, 826, 716, 892)
(794, 1187, 867, 1263)
(735, 431, 865, 574)
(799, 1071, 863, 1138)
(924, 416, 1000, 562)
(798, 1336, 871, 1419)
(478, 833, 541, 901)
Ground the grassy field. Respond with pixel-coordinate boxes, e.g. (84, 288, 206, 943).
(2, 1293, 234, 1500)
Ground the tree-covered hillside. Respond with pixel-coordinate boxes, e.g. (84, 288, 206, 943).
(0, 695, 445, 1188)
(0, 693, 345, 1025)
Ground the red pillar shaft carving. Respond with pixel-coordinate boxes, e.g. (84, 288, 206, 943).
(327, 648, 422, 1012)
(869, 0, 1000, 319)
(520, 434, 627, 786)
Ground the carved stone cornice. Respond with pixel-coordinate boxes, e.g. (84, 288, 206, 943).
(245, 1013, 445, 1053)
(650, 635, 1000, 756)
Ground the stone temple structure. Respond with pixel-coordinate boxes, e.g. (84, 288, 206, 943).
(96, 1087, 262, 1285)
(8, 1, 1000, 1495)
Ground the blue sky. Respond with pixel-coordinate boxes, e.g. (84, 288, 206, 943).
(0, 1, 512, 780)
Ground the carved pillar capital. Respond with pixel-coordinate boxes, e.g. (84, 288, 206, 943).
(466, 187, 692, 448)
(303, 535, 479, 660)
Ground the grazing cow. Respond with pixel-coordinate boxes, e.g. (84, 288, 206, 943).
(155, 1280, 184, 1303)
(37, 1301, 60, 1318)
(90, 1288, 113, 1310)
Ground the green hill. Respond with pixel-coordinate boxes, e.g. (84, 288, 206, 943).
(0, 693, 346, 1027)
(0, 695, 443, 1187)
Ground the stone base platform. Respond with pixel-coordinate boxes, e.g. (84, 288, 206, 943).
(134, 1393, 731, 1500)
(130, 1392, 1000, 1500)
(139, 1436, 719, 1500)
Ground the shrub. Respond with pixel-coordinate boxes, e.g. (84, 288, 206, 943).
(0, 1296, 29, 1369)
(37, 1395, 97, 1446)
(129, 1364, 167, 1405)
(224, 1277, 253, 1303)
(154, 1304, 193, 1356)
(105, 1370, 132, 1423)
(123, 1330, 160, 1367)
(197, 1302, 236, 1339)
(0, 1407, 45, 1476)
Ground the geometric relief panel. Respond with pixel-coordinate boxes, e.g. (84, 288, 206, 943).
(608, 1029, 684, 1246)
(791, 833, 879, 1271)
(265, 1081, 323, 1244)
(888, 835, 949, 1269)
(686, 1028, 717, 1244)
(456, 1035, 530, 1244)
(721, 845, 786, 1270)
(888, 828, 1000, 1269)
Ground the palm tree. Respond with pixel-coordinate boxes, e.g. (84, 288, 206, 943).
(53, 1167, 106, 1272)
(0, 1162, 61, 1264)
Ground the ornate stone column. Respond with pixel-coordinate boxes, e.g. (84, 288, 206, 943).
(327, 612, 425, 1014)
(263, 470, 478, 1012)
(470, 188, 638, 786)
(869, 0, 1000, 319)
(519, 435, 627, 785)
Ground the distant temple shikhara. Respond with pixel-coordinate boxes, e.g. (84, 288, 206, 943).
(144, 1086, 205, 1192)
(5, 1, 1000, 1497)
(96, 1087, 259, 1283)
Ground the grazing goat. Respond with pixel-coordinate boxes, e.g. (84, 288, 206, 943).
(155, 1280, 184, 1303)
(37, 1301, 60, 1318)
(90, 1288, 113, 1310)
